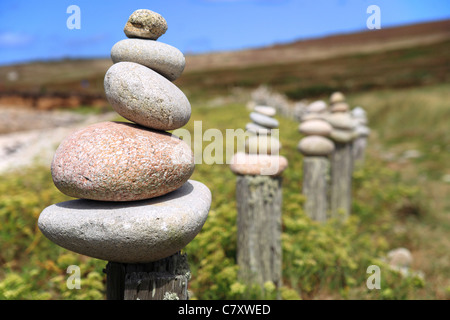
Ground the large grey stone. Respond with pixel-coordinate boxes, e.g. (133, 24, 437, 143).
(38, 180, 211, 263)
(111, 39, 185, 81)
(51, 121, 194, 202)
(104, 62, 191, 130)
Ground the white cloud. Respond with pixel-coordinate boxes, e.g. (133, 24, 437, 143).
(0, 32, 34, 48)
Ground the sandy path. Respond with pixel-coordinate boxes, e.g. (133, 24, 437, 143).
(0, 107, 117, 174)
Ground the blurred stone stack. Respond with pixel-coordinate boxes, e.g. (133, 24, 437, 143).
(229, 104, 288, 291)
(38, 9, 211, 283)
(297, 100, 335, 222)
(230, 105, 288, 176)
(327, 92, 356, 220)
(351, 106, 370, 166)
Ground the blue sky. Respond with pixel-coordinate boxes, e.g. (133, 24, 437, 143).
(0, 0, 449, 65)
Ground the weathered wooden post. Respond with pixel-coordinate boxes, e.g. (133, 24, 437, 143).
(105, 251, 191, 300)
(230, 105, 288, 291)
(327, 92, 357, 220)
(351, 106, 370, 167)
(298, 101, 335, 222)
(37, 9, 212, 300)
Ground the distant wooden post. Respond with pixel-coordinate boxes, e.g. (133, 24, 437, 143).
(329, 141, 353, 219)
(105, 251, 190, 300)
(328, 92, 356, 220)
(230, 104, 288, 292)
(298, 107, 334, 222)
(351, 107, 370, 167)
(235, 175, 283, 289)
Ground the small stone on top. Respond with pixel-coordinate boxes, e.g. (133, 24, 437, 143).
(124, 9, 168, 40)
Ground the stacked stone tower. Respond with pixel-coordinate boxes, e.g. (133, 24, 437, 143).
(38, 9, 211, 299)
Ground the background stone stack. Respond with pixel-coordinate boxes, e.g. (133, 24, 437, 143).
(229, 104, 288, 293)
(327, 92, 356, 220)
(38, 9, 211, 300)
(297, 100, 335, 222)
(230, 105, 288, 176)
(351, 106, 370, 166)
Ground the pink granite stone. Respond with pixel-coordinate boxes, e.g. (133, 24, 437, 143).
(51, 121, 194, 202)
(229, 152, 288, 176)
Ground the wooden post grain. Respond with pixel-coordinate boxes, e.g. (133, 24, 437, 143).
(330, 142, 353, 219)
(235, 175, 283, 290)
(105, 251, 190, 300)
(302, 157, 330, 222)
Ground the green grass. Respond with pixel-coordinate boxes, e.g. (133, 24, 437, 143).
(2, 82, 449, 299)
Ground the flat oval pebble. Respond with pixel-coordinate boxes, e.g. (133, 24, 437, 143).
(300, 113, 328, 122)
(230, 152, 288, 176)
(327, 113, 356, 130)
(104, 62, 191, 130)
(331, 102, 350, 113)
(298, 119, 332, 136)
(111, 39, 185, 81)
(51, 121, 194, 202)
(245, 122, 272, 135)
(306, 100, 328, 113)
(330, 128, 355, 143)
(124, 9, 168, 40)
(355, 125, 370, 137)
(249, 112, 279, 129)
(254, 105, 276, 117)
(297, 135, 335, 156)
(245, 135, 281, 155)
(38, 180, 211, 263)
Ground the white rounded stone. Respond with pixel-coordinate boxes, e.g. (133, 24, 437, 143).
(327, 113, 356, 130)
(38, 180, 211, 263)
(306, 100, 327, 113)
(330, 92, 345, 104)
(254, 105, 276, 117)
(299, 119, 333, 136)
(297, 135, 335, 156)
(330, 128, 355, 143)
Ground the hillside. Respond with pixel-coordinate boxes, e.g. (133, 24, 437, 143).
(0, 19, 449, 108)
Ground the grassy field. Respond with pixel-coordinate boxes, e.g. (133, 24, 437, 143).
(0, 80, 448, 300)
